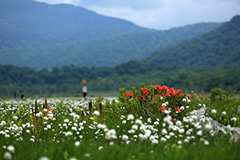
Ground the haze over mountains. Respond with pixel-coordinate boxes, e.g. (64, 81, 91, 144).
(0, 0, 221, 69)
(148, 15, 240, 67)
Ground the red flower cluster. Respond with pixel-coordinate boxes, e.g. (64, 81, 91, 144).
(141, 96, 146, 101)
(126, 91, 134, 99)
(154, 85, 183, 98)
(154, 85, 169, 95)
(159, 106, 167, 113)
(123, 84, 189, 120)
(140, 88, 149, 96)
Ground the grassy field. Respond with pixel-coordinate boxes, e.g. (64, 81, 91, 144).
(0, 90, 240, 160)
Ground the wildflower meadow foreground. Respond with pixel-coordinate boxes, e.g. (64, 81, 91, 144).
(0, 84, 240, 160)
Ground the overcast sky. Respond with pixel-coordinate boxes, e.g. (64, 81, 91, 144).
(34, 0, 240, 30)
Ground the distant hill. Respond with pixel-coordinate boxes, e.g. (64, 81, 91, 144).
(148, 15, 240, 67)
(0, 0, 220, 69)
(0, 0, 145, 46)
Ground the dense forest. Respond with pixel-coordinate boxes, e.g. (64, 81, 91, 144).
(0, 62, 240, 97)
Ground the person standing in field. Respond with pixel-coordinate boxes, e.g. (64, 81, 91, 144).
(13, 90, 17, 99)
(82, 79, 87, 98)
(20, 91, 24, 100)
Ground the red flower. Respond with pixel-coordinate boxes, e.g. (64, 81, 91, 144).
(157, 90, 162, 95)
(174, 89, 183, 98)
(46, 109, 53, 114)
(175, 107, 181, 113)
(167, 88, 176, 96)
(188, 94, 191, 99)
(141, 96, 146, 101)
(140, 88, 149, 96)
(162, 85, 169, 91)
(126, 92, 134, 99)
(159, 106, 167, 113)
(154, 85, 162, 90)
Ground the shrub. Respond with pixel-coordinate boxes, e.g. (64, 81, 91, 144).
(117, 83, 191, 120)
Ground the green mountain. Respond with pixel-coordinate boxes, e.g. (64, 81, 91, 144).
(148, 15, 240, 67)
(0, 0, 220, 69)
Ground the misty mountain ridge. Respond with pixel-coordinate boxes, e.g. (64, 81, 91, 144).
(0, 0, 222, 69)
(148, 15, 240, 67)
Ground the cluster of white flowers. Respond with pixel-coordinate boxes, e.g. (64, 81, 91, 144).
(0, 97, 239, 159)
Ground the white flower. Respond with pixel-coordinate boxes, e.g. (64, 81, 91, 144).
(183, 98, 187, 102)
(127, 114, 134, 121)
(135, 119, 142, 125)
(183, 117, 189, 123)
(47, 113, 53, 118)
(122, 120, 127, 124)
(221, 111, 227, 116)
(64, 119, 69, 123)
(163, 115, 172, 123)
(97, 124, 107, 129)
(175, 120, 182, 126)
(204, 140, 209, 145)
(178, 140, 182, 145)
(98, 146, 103, 150)
(161, 128, 168, 135)
(30, 138, 35, 142)
(160, 137, 167, 142)
(231, 117, 237, 122)
(180, 106, 185, 110)
(109, 141, 114, 146)
(35, 113, 41, 117)
(39, 156, 50, 160)
(144, 129, 151, 137)
(211, 109, 217, 114)
(105, 129, 117, 140)
(3, 152, 12, 160)
(122, 135, 129, 141)
(179, 128, 185, 134)
(154, 121, 159, 126)
(197, 130, 203, 136)
(0, 121, 6, 126)
(164, 110, 170, 114)
(93, 110, 100, 116)
(65, 131, 73, 137)
(132, 125, 138, 130)
(151, 139, 158, 145)
(13, 116, 18, 120)
(205, 124, 213, 131)
(84, 153, 91, 157)
(147, 118, 151, 123)
(7, 145, 15, 153)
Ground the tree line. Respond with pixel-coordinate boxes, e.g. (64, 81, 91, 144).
(0, 61, 239, 97)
